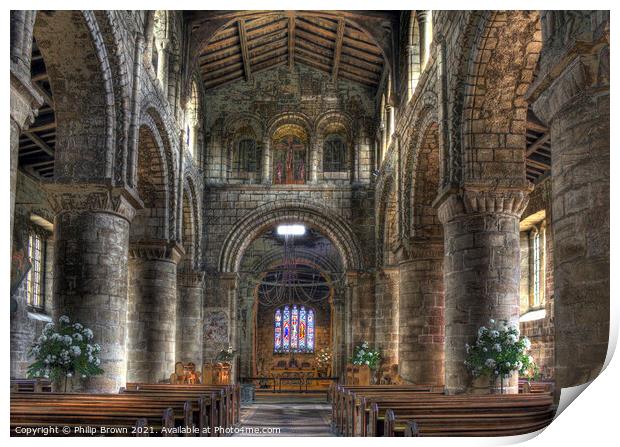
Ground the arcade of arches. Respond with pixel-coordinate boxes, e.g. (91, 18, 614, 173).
(10, 10, 609, 401)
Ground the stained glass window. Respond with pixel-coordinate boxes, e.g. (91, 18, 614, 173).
(282, 305, 290, 350)
(291, 305, 299, 349)
(274, 305, 314, 353)
(274, 309, 282, 350)
(307, 309, 315, 351)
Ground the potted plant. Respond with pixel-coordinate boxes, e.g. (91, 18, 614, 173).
(464, 319, 536, 393)
(27, 315, 103, 392)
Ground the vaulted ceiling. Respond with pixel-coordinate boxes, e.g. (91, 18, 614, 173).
(188, 11, 390, 90)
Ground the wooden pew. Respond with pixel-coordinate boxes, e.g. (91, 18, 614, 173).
(369, 394, 555, 437)
(125, 382, 239, 424)
(11, 398, 176, 437)
(122, 383, 239, 434)
(10, 378, 52, 393)
(11, 392, 201, 436)
(519, 379, 555, 394)
(331, 384, 439, 435)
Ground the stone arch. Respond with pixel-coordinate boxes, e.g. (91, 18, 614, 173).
(130, 116, 171, 243)
(461, 11, 541, 186)
(411, 122, 442, 240)
(32, 11, 116, 181)
(266, 112, 313, 141)
(376, 174, 398, 267)
(315, 111, 354, 176)
(182, 174, 201, 271)
(219, 200, 363, 273)
(136, 106, 178, 241)
(401, 96, 439, 238)
(93, 11, 132, 186)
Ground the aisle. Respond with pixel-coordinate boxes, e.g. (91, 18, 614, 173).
(233, 395, 335, 437)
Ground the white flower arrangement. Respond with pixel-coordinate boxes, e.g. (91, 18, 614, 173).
(350, 341, 381, 370)
(464, 318, 538, 391)
(27, 315, 103, 390)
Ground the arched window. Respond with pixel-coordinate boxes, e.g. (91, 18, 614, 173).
(323, 135, 346, 172)
(234, 138, 260, 172)
(408, 12, 421, 99)
(274, 305, 315, 353)
(273, 134, 306, 184)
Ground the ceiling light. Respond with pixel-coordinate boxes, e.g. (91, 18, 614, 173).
(277, 224, 306, 236)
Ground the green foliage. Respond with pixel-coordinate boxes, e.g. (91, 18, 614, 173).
(350, 341, 381, 370)
(26, 315, 103, 381)
(464, 319, 537, 381)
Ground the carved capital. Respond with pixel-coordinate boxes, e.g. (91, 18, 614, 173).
(10, 69, 44, 130)
(526, 17, 609, 124)
(46, 182, 143, 223)
(437, 186, 531, 224)
(129, 240, 185, 264)
(177, 271, 205, 288)
(405, 238, 444, 261)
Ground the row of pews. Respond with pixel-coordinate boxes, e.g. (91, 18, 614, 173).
(330, 382, 557, 437)
(10, 380, 240, 437)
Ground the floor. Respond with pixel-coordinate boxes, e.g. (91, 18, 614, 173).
(234, 393, 335, 437)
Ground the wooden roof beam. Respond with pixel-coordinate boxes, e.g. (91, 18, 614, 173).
(526, 132, 550, 157)
(332, 18, 345, 82)
(237, 19, 252, 82)
(22, 131, 54, 157)
(288, 12, 295, 70)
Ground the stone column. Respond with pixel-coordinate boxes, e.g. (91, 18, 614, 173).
(331, 292, 346, 377)
(176, 271, 204, 366)
(437, 189, 529, 394)
(527, 20, 610, 395)
(127, 241, 183, 384)
(10, 69, 43, 252)
(261, 136, 271, 184)
(373, 267, 400, 366)
(398, 239, 445, 386)
(47, 184, 140, 392)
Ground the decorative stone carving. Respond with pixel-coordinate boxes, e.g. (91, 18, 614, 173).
(129, 240, 184, 264)
(46, 183, 142, 223)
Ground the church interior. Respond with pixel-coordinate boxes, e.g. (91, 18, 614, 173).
(9, 10, 610, 437)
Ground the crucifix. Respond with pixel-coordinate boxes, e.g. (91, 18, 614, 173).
(274, 135, 306, 184)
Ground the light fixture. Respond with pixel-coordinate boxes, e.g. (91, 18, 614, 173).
(277, 224, 306, 236)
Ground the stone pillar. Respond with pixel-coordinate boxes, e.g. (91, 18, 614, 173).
(127, 241, 183, 384)
(261, 136, 271, 184)
(373, 267, 400, 366)
(331, 292, 346, 378)
(10, 70, 43, 252)
(437, 189, 529, 394)
(176, 271, 204, 366)
(47, 184, 140, 392)
(527, 19, 610, 395)
(398, 240, 445, 385)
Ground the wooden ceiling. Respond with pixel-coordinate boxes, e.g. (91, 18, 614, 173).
(18, 39, 56, 179)
(525, 107, 551, 184)
(193, 12, 386, 90)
